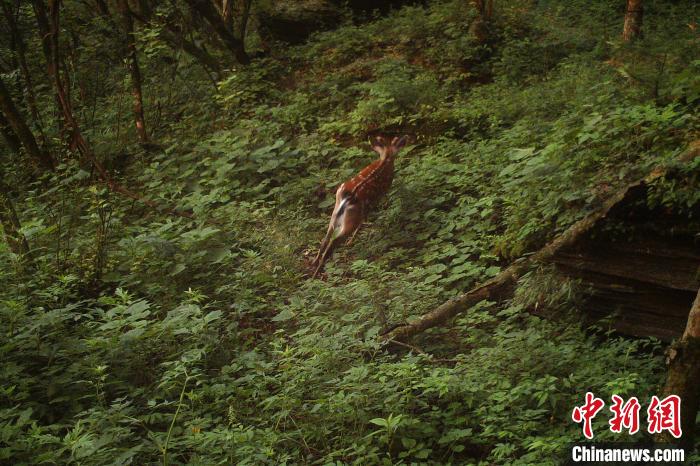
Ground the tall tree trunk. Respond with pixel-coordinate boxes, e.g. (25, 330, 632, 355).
(0, 112, 22, 155)
(2, 0, 46, 140)
(0, 77, 54, 170)
(32, 0, 52, 74)
(3, 2, 22, 95)
(469, 0, 493, 44)
(473, 0, 493, 19)
(117, 0, 148, 143)
(622, 0, 643, 42)
(32, 0, 65, 136)
(93, 0, 125, 60)
(135, 0, 151, 18)
(0, 178, 31, 258)
(0, 124, 33, 263)
(33, 1, 206, 225)
(128, 1, 222, 79)
(46, 0, 95, 158)
(184, 0, 250, 65)
(222, 0, 233, 32)
(45, 0, 89, 160)
(163, 27, 223, 75)
(658, 290, 700, 448)
(239, 0, 252, 44)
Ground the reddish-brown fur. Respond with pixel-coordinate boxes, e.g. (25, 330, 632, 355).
(312, 135, 408, 278)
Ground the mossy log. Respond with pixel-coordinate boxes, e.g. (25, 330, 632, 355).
(382, 140, 700, 343)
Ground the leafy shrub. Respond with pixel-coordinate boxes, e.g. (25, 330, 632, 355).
(1, 0, 698, 464)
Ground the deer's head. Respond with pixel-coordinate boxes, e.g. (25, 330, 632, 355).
(371, 135, 409, 161)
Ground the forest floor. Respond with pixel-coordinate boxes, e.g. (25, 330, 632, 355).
(2, 0, 699, 464)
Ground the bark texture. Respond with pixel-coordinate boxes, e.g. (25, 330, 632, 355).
(382, 139, 700, 343)
(2, 0, 45, 138)
(166, 29, 222, 74)
(622, 0, 643, 42)
(222, 0, 234, 31)
(239, 0, 253, 44)
(40, 0, 209, 224)
(658, 290, 700, 448)
(469, 0, 493, 44)
(113, 0, 223, 76)
(473, 0, 493, 19)
(32, 0, 65, 136)
(0, 112, 22, 154)
(0, 179, 31, 258)
(117, 0, 149, 143)
(184, 0, 250, 64)
(0, 129, 32, 261)
(0, 77, 54, 170)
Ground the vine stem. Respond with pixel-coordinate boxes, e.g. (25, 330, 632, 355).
(162, 373, 190, 466)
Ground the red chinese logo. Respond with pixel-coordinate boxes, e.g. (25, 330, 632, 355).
(609, 395, 641, 435)
(572, 393, 682, 439)
(647, 395, 682, 438)
(572, 392, 606, 439)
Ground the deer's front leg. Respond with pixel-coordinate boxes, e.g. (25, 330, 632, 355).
(345, 227, 361, 246)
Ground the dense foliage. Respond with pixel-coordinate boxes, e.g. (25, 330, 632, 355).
(1, 0, 698, 464)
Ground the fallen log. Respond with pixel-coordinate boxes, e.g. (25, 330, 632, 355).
(382, 139, 700, 343)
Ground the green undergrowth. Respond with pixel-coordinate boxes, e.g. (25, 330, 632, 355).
(1, 0, 699, 464)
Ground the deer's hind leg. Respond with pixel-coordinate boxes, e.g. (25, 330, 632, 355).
(313, 184, 353, 277)
(313, 184, 346, 267)
(312, 200, 362, 278)
(313, 222, 335, 266)
(344, 203, 365, 246)
(312, 218, 345, 278)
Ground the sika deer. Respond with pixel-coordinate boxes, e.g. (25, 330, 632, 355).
(312, 135, 408, 278)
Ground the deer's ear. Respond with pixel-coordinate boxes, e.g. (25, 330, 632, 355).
(394, 135, 409, 150)
(371, 136, 386, 154)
